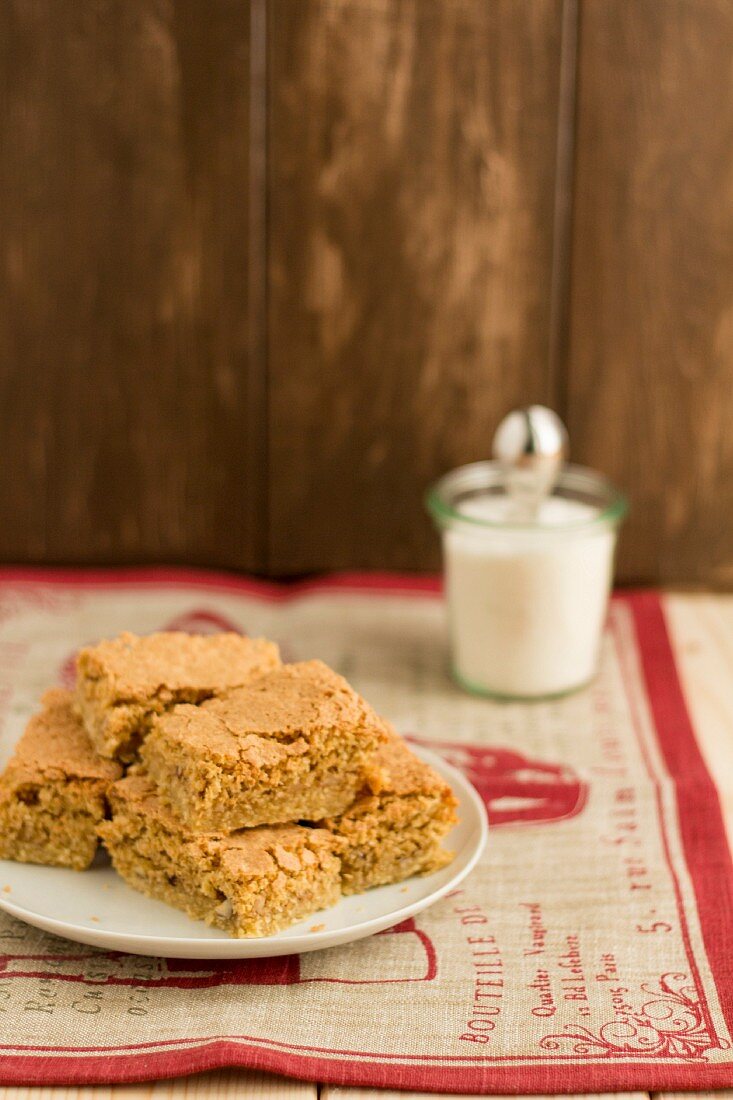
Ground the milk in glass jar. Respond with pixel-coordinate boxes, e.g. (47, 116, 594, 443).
(426, 408, 627, 699)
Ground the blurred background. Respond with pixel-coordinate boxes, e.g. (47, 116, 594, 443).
(1, 0, 731, 584)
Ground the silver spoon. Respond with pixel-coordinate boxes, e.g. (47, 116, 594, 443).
(492, 406, 568, 522)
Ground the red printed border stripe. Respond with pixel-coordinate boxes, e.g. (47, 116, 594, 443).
(626, 593, 733, 1062)
(0, 571, 732, 1092)
(0, 566, 443, 599)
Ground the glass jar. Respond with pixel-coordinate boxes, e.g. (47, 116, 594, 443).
(426, 462, 628, 700)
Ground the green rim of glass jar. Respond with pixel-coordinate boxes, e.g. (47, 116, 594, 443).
(425, 461, 628, 534)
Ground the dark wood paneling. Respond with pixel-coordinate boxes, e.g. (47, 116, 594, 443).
(5, 0, 731, 585)
(0, 1, 261, 568)
(568, 0, 733, 586)
(267, 0, 566, 573)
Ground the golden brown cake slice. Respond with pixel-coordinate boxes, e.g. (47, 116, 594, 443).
(139, 659, 388, 832)
(0, 689, 122, 870)
(101, 776, 341, 938)
(321, 731, 458, 894)
(75, 631, 281, 761)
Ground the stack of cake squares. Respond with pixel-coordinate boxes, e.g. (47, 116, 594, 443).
(0, 632, 458, 937)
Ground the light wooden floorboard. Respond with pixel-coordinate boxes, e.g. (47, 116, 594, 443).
(0, 1068, 316, 1100)
(653, 1094, 733, 1100)
(653, 1093, 733, 1100)
(323, 1090, 650, 1100)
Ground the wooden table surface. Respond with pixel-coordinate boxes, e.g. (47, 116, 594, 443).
(3, 592, 733, 1100)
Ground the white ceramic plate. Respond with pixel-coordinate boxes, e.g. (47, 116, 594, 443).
(0, 746, 487, 959)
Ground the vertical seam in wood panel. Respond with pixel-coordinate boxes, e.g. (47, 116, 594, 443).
(249, 0, 269, 572)
(547, 0, 579, 421)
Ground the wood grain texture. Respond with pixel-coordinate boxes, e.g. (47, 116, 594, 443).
(654, 1093, 733, 1100)
(0, 1067, 316, 1099)
(567, 0, 733, 586)
(0, 0, 261, 569)
(5, 0, 733, 583)
(267, 0, 565, 573)
(324, 1091, 650, 1100)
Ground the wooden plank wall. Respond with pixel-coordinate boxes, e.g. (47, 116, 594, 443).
(267, 0, 564, 573)
(568, 0, 733, 586)
(0, 0, 260, 569)
(0, 0, 731, 584)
